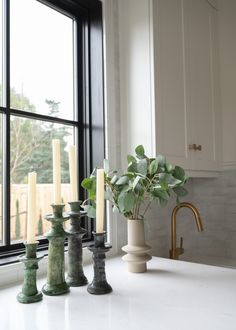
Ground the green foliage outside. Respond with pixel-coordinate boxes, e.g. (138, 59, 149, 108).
(38, 209, 43, 236)
(0, 86, 71, 184)
(82, 145, 188, 220)
(15, 199, 21, 239)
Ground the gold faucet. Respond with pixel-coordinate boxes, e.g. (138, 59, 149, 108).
(169, 202, 203, 260)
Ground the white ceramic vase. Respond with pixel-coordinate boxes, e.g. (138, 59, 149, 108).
(122, 219, 152, 273)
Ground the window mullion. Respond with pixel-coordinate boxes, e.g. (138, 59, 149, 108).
(2, 0, 11, 246)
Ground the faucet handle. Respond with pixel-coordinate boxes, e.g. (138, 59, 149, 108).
(178, 237, 184, 255)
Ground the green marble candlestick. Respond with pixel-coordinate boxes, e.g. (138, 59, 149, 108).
(17, 242, 43, 304)
(87, 231, 112, 295)
(66, 201, 88, 287)
(42, 204, 70, 296)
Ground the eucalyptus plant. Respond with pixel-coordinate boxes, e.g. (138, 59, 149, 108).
(81, 145, 188, 220)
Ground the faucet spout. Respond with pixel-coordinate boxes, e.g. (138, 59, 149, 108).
(169, 202, 203, 260)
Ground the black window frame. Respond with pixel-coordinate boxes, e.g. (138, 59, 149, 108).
(0, 0, 104, 263)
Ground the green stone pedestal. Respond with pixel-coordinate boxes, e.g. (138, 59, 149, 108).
(17, 242, 43, 304)
(42, 204, 70, 296)
(66, 201, 88, 287)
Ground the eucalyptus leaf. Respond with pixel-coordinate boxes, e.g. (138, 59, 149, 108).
(173, 166, 186, 180)
(156, 155, 166, 166)
(83, 205, 96, 218)
(151, 188, 169, 200)
(137, 159, 147, 176)
(149, 159, 158, 175)
(88, 190, 96, 201)
(127, 154, 136, 163)
(135, 145, 145, 156)
(111, 175, 119, 184)
(121, 185, 132, 193)
(81, 177, 94, 190)
(134, 182, 144, 193)
(135, 145, 145, 158)
(128, 162, 137, 172)
(123, 172, 135, 179)
(159, 173, 182, 187)
(173, 186, 188, 197)
(165, 162, 173, 173)
(117, 193, 125, 212)
(116, 176, 129, 185)
(132, 175, 141, 190)
(124, 191, 136, 212)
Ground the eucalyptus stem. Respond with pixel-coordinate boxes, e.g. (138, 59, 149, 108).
(142, 200, 152, 219)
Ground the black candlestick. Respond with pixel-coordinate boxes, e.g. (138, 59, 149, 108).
(87, 231, 112, 295)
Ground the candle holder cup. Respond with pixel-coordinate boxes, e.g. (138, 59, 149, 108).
(66, 201, 88, 287)
(87, 231, 112, 295)
(42, 204, 70, 296)
(17, 241, 43, 304)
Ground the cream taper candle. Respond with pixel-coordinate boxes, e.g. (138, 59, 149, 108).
(68, 145, 78, 201)
(52, 139, 62, 204)
(96, 168, 104, 233)
(27, 172, 37, 244)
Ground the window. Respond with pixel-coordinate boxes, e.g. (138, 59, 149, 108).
(0, 0, 104, 260)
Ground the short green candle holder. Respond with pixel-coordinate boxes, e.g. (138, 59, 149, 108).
(66, 201, 88, 287)
(42, 204, 70, 296)
(17, 241, 43, 304)
(87, 231, 112, 295)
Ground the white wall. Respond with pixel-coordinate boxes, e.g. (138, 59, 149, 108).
(218, 0, 236, 169)
(118, 0, 156, 167)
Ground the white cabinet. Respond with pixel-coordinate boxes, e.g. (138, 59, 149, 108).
(153, 0, 221, 176)
(118, 0, 221, 176)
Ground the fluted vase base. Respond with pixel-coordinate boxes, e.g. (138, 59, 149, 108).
(122, 219, 152, 273)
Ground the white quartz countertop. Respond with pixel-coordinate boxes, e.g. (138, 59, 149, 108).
(0, 256, 236, 330)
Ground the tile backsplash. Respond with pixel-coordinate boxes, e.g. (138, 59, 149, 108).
(117, 170, 236, 267)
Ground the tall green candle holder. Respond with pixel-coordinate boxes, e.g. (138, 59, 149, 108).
(66, 201, 88, 287)
(87, 231, 112, 295)
(42, 204, 70, 296)
(17, 241, 43, 304)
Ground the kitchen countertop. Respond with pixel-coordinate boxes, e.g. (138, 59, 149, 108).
(0, 256, 236, 330)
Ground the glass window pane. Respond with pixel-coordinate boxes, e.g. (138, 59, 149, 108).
(10, 116, 74, 244)
(0, 0, 2, 106)
(10, 0, 74, 120)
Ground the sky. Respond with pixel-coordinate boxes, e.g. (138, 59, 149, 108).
(9, 0, 74, 120)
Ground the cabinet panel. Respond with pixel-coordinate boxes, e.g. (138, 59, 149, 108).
(184, 0, 220, 171)
(153, 0, 221, 174)
(153, 0, 192, 169)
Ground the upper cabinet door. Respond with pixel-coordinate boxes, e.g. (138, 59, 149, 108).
(153, 0, 192, 170)
(184, 0, 221, 172)
(153, 0, 221, 175)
